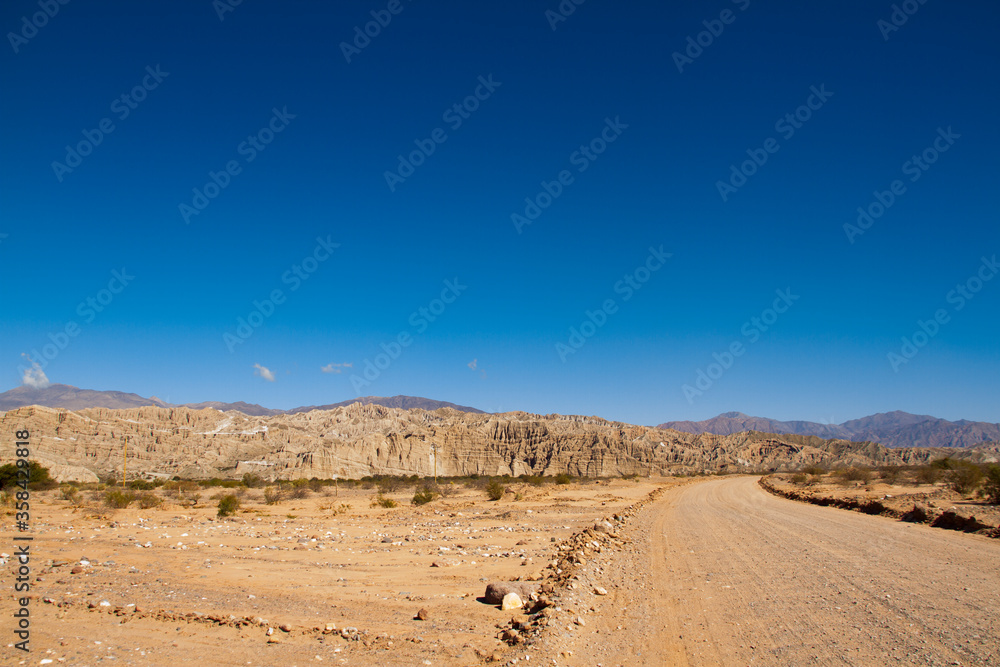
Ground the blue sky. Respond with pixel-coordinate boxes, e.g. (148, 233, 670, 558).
(2, 0, 998, 425)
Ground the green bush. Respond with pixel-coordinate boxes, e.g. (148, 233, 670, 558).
(137, 492, 162, 509)
(371, 493, 398, 508)
(127, 479, 159, 491)
(947, 461, 984, 496)
(485, 478, 505, 501)
(289, 479, 311, 499)
(913, 466, 941, 485)
(412, 485, 438, 505)
(983, 465, 1000, 504)
(263, 486, 283, 505)
(217, 494, 241, 517)
(0, 461, 56, 490)
(242, 473, 265, 488)
(789, 473, 807, 485)
(800, 465, 826, 476)
(104, 490, 136, 509)
(554, 473, 573, 485)
(836, 467, 872, 484)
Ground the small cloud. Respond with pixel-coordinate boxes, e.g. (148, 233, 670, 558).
(321, 362, 352, 374)
(468, 358, 486, 379)
(20, 353, 50, 389)
(253, 363, 275, 382)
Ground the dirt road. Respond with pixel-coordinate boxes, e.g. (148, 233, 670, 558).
(541, 476, 1000, 666)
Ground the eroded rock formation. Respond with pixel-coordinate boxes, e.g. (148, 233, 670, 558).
(1, 404, 996, 481)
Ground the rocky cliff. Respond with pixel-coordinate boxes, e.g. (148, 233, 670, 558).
(1, 405, 997, 482)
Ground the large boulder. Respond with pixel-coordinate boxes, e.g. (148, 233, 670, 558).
(484, 582, 538, 605)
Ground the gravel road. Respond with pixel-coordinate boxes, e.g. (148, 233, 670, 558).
(544, 476, 1000, 666)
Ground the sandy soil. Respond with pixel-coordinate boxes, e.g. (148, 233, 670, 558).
(0, 479, 662, 666)
(6, 476, 1000, 666)
(532, 476, 1000, 666)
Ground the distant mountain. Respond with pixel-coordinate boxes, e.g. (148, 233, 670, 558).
(0, 384, 485, 416)
(287, 395, 486, 414)
(658, 411, 1000, 449)
(180, 401, 283, 417)
(0, 384, 170, 411)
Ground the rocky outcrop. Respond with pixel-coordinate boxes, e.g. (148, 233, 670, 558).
(1, 404, 997, 481)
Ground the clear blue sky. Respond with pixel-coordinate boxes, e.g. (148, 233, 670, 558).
(2, 0, 998, 425)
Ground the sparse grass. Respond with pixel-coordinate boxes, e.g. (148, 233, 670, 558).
(319, 502, 352, 516)
(800, 465, 826, 477)
(789, 473, 807, 485)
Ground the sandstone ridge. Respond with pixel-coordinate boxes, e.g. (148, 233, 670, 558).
(2, 404, 997, 482)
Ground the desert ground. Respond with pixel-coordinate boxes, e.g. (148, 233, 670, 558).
(1, 476, 670, 666)
(4, 474, 1000, 666)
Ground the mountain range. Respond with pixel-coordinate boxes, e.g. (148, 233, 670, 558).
(2, 384, 996, 449)
(659, 411, 1000, 449)
(0, 384, 484, 416)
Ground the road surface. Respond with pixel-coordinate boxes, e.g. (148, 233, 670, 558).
(545, 476, 1000, 666)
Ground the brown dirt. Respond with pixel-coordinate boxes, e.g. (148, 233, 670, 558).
(0, 479, 662, 666)
(529, 476, 1000, 666)
(7, 476, 1000, 666)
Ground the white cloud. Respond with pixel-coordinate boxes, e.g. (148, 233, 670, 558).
(253, 363, 276, 382)
(321, 362, 352, 374)
(468, 358, 486, 379)
(20, 353, 50, 389)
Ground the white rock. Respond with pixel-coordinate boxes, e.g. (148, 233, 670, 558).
(501, 592, 523, 611)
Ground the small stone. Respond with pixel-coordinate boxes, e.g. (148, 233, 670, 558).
(594, 587, 608, 596)
(416, 608, 429, 621)
(71, 566, 84, 575)
(279, 623, 292, 632)
(323, 623, 336, 634)
(501, 593, 523, 611)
